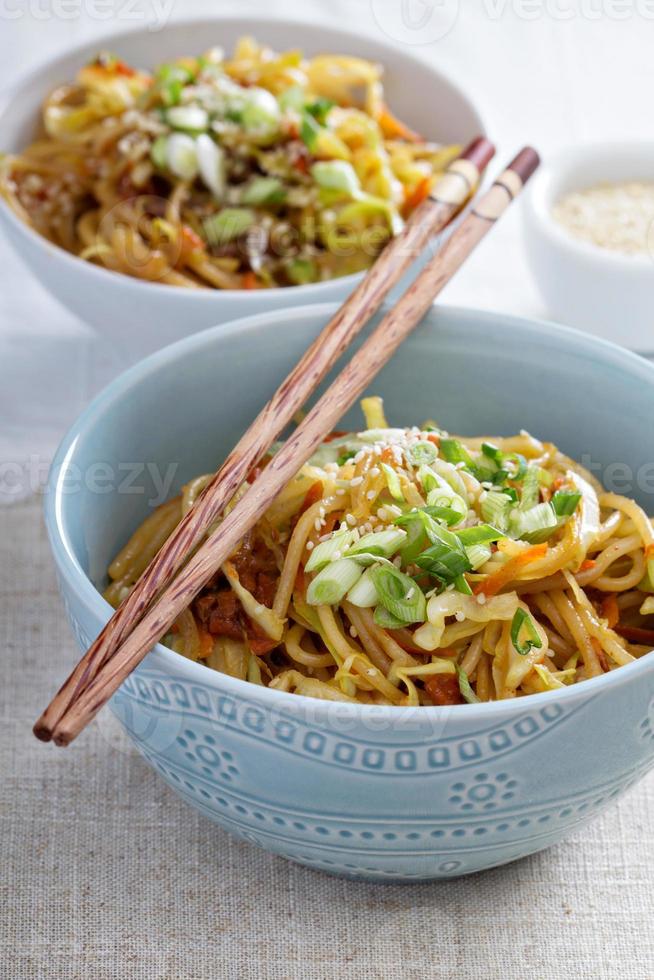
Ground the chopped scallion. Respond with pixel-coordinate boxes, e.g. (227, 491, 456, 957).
(407, 440, 438, 467)
(305, 528, 352, 573)
(457, 667, 481, 703)
(510, 608, 543, 656)
(551, 490, 582, 517)
(306, 558, 363, 606)
(370, 564, 427, 624)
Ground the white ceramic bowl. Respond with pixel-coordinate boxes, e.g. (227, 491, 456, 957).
(0, 17, 485, 361)
(523, 142, 654, 354)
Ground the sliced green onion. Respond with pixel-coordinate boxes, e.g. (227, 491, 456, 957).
(511, 502, 558, 543)
(503, 453, 528, 482)
(414, 541, 471, 584)
(167, 104, 209, 132)
(306, 97, 334, 124)
(307, 558, 363, 606)
(510, 608, 543, 656)
(426, 484, 467, 518)
(370, 564, 427, 624)
(381, 462, 404, 502)
(241, 176, 285, 205)
(203, 207, 255, 245)
(196, 134, 225, 199)
(520, 465, 540, 510)
(454, 524, 504, 546)
(454, 574, 473, 596)
(311, 160, 361, 195)
(166, 133, 198, 180)
(551, 490, 582, 517)
(345, 566, 379, 607)
(439, 438, 475, 470)
(278, 85, 306, 111)
(240, 88, 281, 135)
(397, 516, 427, 564)
(346, 529, 406, 559)
(481, 490, 512, 532)
(407, 440, 438, 467)
(150, 134, 168, 170)
(305, 528, 352, 573)
(481, 442, 502, 464)
(457, 666, 480, 703)
(374, 605, 410, 629)
(465, 543, 493, 571)
(422, 504, 464, 527)
(300, 111, 321, 150)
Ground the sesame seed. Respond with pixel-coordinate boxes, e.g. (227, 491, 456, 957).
(393, 556, 402, 568)
(406, 587, 415, 600)
(366, 490, 376, 501)
(320, 518, 327, 527)
(346, 514, 357, 527)
(477, 593, 487, 605)
(369, 466, 380, 477)
(377, 507, 388, 521)
(314, 518, 322, 531)
(319, 506, 326, 518)
(306, 540, 314, 550)
(455, 611, 465, 622)
(349, 625, 358, 638)
(336, 488, 346, 496)
(350, 476, 364, 487)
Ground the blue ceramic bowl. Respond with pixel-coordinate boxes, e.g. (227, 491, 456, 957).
(45, 304, 654, 881)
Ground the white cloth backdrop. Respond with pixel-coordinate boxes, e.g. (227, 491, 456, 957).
(2, 3, 653, 977)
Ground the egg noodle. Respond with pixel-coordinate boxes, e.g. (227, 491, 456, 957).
(0, 37, 460, 289)
(104, 398, 654, 707)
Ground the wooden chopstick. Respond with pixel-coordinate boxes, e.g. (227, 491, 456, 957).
(33, 136, 494, 743)
(44, 146, 539, 747)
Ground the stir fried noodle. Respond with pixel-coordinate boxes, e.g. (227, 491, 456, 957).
(105, 398, 654, 706)
(1, 38, 460, 289)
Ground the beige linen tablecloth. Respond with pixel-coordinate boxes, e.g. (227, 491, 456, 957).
(2, 497, 653, 980)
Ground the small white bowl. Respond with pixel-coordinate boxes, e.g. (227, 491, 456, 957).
(523, 142, 654, 354)
(0, 16, 485, 362)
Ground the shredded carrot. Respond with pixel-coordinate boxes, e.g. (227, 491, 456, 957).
(242, 271, 259, 289)
(300, 480, 324, 515)
(591, 637, 610, 672)
(380, 447, 396, 464)
(600, 594, 620, 629)
(323, 430, 348, 443)
(179, 224, 204, 259)
(402, 176, 432, 216)
(580, 558, 596, 571)
(646, 543, 654, 560)
(473, 543, 548, 597)
(378, 103, 421, 142)
(197, 625, 215, 660)
(426, 433, 441, 447)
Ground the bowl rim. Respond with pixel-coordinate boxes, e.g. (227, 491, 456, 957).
(524, 139, 654, 272)
(0, 13, 487, 303)
(45, 300, 654, 722)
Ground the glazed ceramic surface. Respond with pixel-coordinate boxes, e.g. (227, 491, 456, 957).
(523, 142, 654, 354)
(0, 17, 484, 362)
(45, 304, 654, 881)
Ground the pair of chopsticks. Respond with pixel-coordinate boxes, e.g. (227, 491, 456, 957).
(35, 138, 539, 746)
